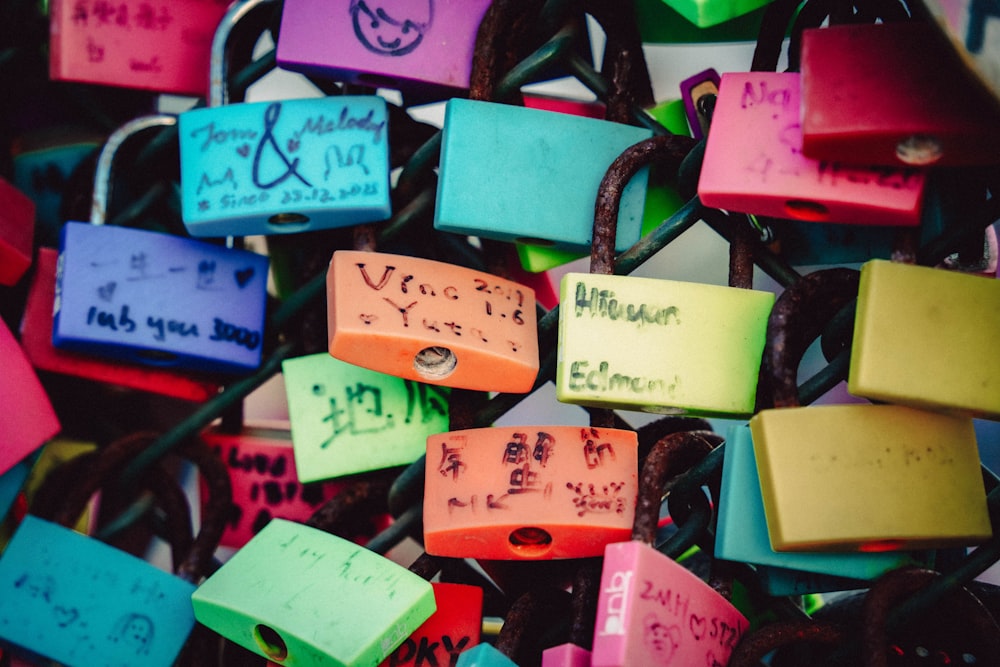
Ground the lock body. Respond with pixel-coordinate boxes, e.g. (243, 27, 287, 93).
(435, 99, 652, 253)
(849, 259, 1000, 419)
(679, 68, 719, 139)
(202, 426, 343, 548)
(0, 317, 60, 477)
(379, 583, 482, 667)
(423, 426, 638, 560)
(179, 96, 391, 237)
(800, 22, 1000, 167)
(49, 0, 229, 96)
(21, 248, 221, 401)
(698, 72, 926, 226)
(276, 0, 492, 95)
(191, 518, 436, 666)
(0, 515, 196, 667)
(661, 0, 774, 27)
(455, 644, 518, 667)
(0, 178, 35, 286)
(716, 424, 922, 581)
(592, 541, 749, 667)
(556, 272, 773, 417)
(750, 404, 991, 551)
(327, 250, 539, 393)
(542, 643, 592, 667)
(754, 565, 867, 597)
(53, 222, 268, 374)
(283, 352, 450, 483)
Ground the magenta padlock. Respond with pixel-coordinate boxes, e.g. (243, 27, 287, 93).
(276, 0, 494, 95)
(0, 177, 36, 286)
(592, 431, 748, 667)
(179, 0, 392, 238)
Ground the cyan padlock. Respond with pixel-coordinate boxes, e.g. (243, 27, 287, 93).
(276, 0, 493, 95)
(379, 582, 482, 667)
(0, 432, 230, 667)
(800, 22, 1000, 167)
(698, 71, 927, 226)
(191, 517, 437, 665)
(0, 177, 35, 286)
(201, 424, 343, 549)
(592, 431, 748, 667)
(0, 316, 59, 478)
(178, 0, 391, 237)
(751, 270, 993, 552)
(715, 423, 923, 584)
(849, 259, 1000, 419)
(435, 98, 653, 253)
(422, 425, 638, 560)
(48, 0, 230, 96)
(661, 0, 774, 28)
(327, 250, 539, 393)
(21, 247, 221, 402)
(283, 352, 450, 483)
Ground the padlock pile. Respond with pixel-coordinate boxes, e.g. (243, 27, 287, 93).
(0, 0, 998, 665)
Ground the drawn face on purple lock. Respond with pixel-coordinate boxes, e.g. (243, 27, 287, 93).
(349, 0, 434, 56)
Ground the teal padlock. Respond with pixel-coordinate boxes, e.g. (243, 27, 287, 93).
(191, 518, 437, 665)
(178, 0, 391, 237)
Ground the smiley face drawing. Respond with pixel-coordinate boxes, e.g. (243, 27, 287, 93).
(350, 0, 434, 57)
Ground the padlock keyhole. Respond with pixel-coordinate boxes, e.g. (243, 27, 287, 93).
(508, 526, 553, 557)
(784, 199, 830, 222)
(268, 213, 310, 227)
(253, 624, 288, 661)
(413, 346, 457, 380)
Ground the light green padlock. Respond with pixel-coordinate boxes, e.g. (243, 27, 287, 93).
(191, 518, 436, 666)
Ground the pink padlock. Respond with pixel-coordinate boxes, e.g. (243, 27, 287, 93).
(0, 177, 35, 286)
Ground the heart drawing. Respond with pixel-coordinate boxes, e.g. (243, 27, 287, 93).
(287, 138, 300, 153)
(236, 144, 250, 157)
(234, 267, 255, 288)
(97, 281, 117, 302)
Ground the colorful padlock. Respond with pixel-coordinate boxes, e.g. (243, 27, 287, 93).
(698, 71, 927, 226)
(751, 269, 993, 552)
(178, 0, 392, 237)
(800, 22, 1000, 167)
(0, 177, 36, 286)
(48, 0, 230, 96)
(379, 582, 482, 667)
(191, 517, 437, 665)
(326, 250, 539, 393)
(201, 423, 343, 549)
(592, 431, 749, 667)
(20, 247, 221, 402)
(434, 98, 653, 253)
(423, 425, 638, 560)
(283, 352, 450, 483)
(848, 258, 1000, 419)
(0, 317, 59, 478)
(276, 0, 493, 95)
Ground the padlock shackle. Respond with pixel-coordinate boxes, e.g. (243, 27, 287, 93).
(632, 430, 720, 546)
(762, 267, 860, 408)
(728, 618, 846, 667)
(90, 114, 177, 226)
(209, 0, 279, 108)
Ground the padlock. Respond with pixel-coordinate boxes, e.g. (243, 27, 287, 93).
(0, 432, 230, 667)
(591, 431, 749, 667)
(698, 71, 927, 226)
(660, 0, 774, 28)
(19, 438, 99, 537)
(555, 125, 772, 417)
(800, 22, 1000, 167)
(0, 316, 59, 478)
(750, 269, 992, 552)
(0, 177, 36, 286)
(48, 0, 231, 96)
(276, 0, 494, 95)
(283, 352, 451, 483)
(634, 0, 771, 43)
(422, 425, 638, 560)
(541, 559, 603, 667)
(191, 517, 437, 665)
(679, 68, 720, 140)
(848, 258, 1000, 419)
(200, 423, 343, 549)
(379, 582, 483, 667)
(715, 423, 923, 585)
(178, 0, 392, 238)
(434, 98, 653, 253)
(326, 250, 539, 393)
(751, 564, 868, 597)
(20, 247, 221, 401)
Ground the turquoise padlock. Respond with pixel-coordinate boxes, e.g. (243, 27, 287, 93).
(178, 0, 391, 237)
